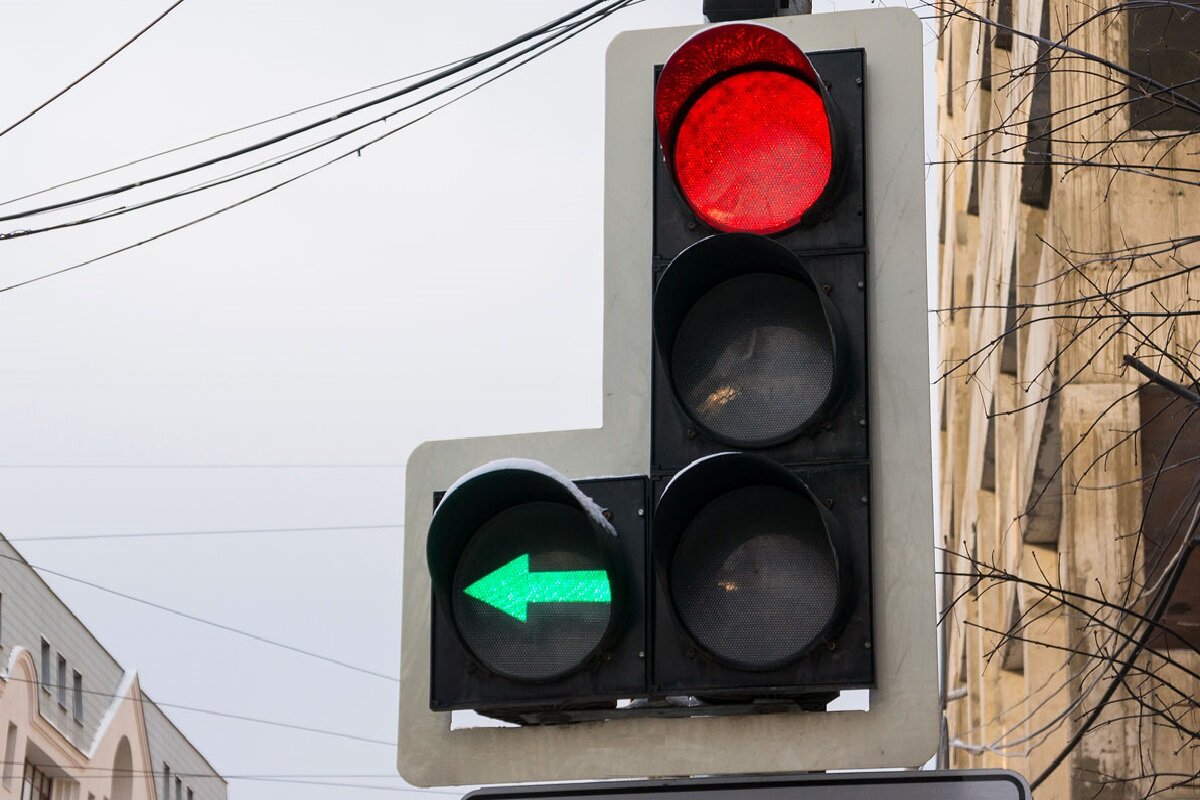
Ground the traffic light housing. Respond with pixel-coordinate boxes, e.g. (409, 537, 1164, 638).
(398, 9, 935, 787)
(427, 464, 648, 724)
(648, 26, 872, 701)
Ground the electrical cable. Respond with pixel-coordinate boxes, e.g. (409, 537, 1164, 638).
(0, 551, 398, 682)
(0, 57, 469, 209)
(0, 761, 467, 794)
(0, 673, 395, 746)
(0, 464, 405, 468)
(3, 525, 398, 544)
(0, 0, 638, 241)
(0, 0, 639, 293)
(0, 0, 189, 140)
(0, 0, 629, 227)
(5, 523, 402, 542)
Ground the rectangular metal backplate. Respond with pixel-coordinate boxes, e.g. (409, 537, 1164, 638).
(399, 7, 934, 786)
(465, 771, 1032, 800)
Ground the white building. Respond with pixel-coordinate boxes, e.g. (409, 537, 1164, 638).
(0, 535, 225, 800)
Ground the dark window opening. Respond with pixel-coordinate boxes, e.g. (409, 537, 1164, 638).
(72, 671, 83, 723)
(1020, 0, 1053, 208)
(39, 640, 50, 692)
(981, 24, 994, 91)
(55, 654, 66, 709)
(968, 522, 981, 597)
(982, 404, 997, 492)
(1024, 386, 1062, 544)
(995, 0, 1013, 50)
(939, 172, 948, 245)
(22, 762, 53, 800)
(1127, 0, 1200, 131)
(1000, 593, 1025, 672)
(999, 254, 1019, 375)
(946, 33, 955, 117)
(967, 157, 981, 216)
(1138, 383, 1200, 650)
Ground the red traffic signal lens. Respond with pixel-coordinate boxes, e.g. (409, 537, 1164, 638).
(655, 24, 838, 235)
(674, 70, 831, 234)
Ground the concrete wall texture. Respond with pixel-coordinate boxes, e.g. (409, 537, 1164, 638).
(936, 0, 1200, 797)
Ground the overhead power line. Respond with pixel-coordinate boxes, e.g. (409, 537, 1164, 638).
(0, 0, 634, 230)
(0, 761, 465, 794)
(0, 0, 640, 293)
(0, 463, 405, 468)
(0, 58, 467, 210)
(0, 551, 398, 682)
(0, 0, 189, 140)
(0, 672, 395, 746)
(5, 523, 402, 542)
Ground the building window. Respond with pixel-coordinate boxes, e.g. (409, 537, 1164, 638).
(72, 671, 83, 723)
(1138, 383, 1200, 649)
(162, 764, 170, 800)
(1019, 0, 1053, 208)
(56, 654, 67, 708)
(1128, 0, 1200, 130)
(994, 0, 1012, 50)
(39, 640, 50, 692)
(187, 790, 193, 800)
(2, 723, 16, 787)
(174, 777, 182, 800)
(21, 761, 53, 800)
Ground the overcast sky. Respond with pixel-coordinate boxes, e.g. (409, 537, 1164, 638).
(0, 2, 936, 799)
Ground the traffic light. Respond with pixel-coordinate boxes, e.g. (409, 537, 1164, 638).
(398, 9, 935, 787)
(648, 23, 872, 701)
(423, 22, 870, 720)
(426, 462, 648, 723)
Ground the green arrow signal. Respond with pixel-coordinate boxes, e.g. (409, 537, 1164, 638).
(463, 553, 611, 622)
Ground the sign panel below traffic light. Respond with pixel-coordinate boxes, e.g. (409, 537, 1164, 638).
(465, 772, 1032, 800)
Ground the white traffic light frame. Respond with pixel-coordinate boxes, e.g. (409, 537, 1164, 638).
(398, 7, 935, 787)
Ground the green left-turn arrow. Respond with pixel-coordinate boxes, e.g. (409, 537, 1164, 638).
(463, 553, 611, 622)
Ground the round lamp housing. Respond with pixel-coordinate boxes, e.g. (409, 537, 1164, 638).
(655, 23, 847, 235)
(427, 460, 628, 683)
(653, 453, 852, 671)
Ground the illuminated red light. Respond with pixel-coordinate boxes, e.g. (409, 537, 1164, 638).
(656, 24, 838, 235)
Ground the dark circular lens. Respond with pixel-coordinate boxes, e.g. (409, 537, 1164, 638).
(670, 273, 835, 446)
(451, 501, 614, 682)
(669, 485, 841, 669)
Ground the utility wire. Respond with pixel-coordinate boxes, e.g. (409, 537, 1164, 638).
(0, 0, 189, 140)
(0, 673, 395, 746)
(0, 0, 637, 242)
(0, 762, 465, 794)
(0, 58, 468, 209)
(5, 523, 402, 542)
(0, 551, 398, 682)
(0, 463, 404, 468)
(0, 0, 638, 293)
(0, 0, 627, 228)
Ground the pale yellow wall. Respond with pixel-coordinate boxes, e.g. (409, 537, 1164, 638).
(936, 0, 1200, 796)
